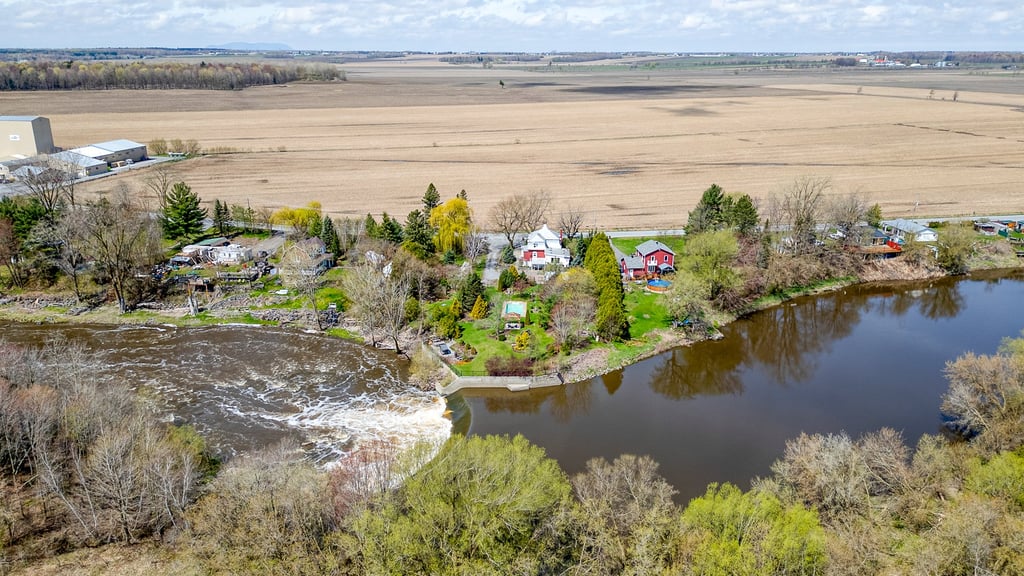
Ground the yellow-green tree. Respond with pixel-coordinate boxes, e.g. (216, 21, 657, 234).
(429, 198, 472, 254)
(271, 202, 322, 235)
(470, 295, 488, 319)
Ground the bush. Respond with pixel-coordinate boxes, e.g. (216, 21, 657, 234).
(485, 356, 535, 376)
(501, 244, 516, 264)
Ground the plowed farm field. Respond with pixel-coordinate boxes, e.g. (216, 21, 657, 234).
(4, 65, 1022, 229)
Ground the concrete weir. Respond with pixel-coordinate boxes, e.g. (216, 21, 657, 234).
(438, 374, 563, 396)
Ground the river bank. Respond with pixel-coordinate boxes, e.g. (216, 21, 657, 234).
(0, 255, 1017, 390)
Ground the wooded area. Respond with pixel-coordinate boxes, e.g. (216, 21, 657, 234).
(0, 61, 343, 91)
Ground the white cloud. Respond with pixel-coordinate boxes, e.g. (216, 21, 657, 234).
(0, 0, 1021, 51)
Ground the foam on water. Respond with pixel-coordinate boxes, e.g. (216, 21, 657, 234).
(0, 322, 452, 465)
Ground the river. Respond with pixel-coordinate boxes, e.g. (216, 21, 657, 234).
(455, 269, 1024, 500)
(2, 270, 1022, 498)
(0, 323, 451, 463)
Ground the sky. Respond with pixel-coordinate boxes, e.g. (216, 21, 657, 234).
(1, 0, 1022, 53)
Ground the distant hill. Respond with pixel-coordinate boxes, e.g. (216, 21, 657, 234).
(206, 42, 293, 51)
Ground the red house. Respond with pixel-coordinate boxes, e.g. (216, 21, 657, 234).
(620, 240, 675, 280)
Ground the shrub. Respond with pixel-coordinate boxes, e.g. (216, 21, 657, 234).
(485, 356, 535, 376)
(501, 244, 516, 264)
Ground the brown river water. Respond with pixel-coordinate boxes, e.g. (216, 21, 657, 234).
(454, 269, 1024, 500)
(2, 269, 1022, 501)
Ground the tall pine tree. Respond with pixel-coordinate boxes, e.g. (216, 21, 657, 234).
(422, 183, 441, 213)
(212, 199, 230, 235)
(161, 182, 207, 240)
(320, 216, 341, 260)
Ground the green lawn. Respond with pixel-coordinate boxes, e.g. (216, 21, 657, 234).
(624, 287, 672, 339)
(455, 314, 554, 376)
(611, 235, 686, 257)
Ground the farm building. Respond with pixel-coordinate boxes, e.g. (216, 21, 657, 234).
(520, 224, 570, 269)
(69, 139, 147, 167)
(0, 116, 56, 160)
(50, 150, 108, 178)
(880, 219, 938, 243)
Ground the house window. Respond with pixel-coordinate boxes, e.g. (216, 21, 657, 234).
(663, 255, 669, 262)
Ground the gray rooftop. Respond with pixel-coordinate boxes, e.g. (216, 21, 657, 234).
(51, 150, 107, 168)
(635, 239, 675, 256)
(881, 219, 935, 235)
(93, 139, 146, 153)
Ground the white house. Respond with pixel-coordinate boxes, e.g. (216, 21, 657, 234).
(212, 244, 253, 264)
(880, 219, 938, 243)
(519, 224, 570, 269)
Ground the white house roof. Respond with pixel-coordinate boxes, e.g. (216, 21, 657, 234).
(529, 224, 560, 242)
(51, 150, 107, 169)
(70, 145, 113, 159)
(93, 139, 145, 153)
(0, 116, 41, 122)
(635, 239, 675, 256)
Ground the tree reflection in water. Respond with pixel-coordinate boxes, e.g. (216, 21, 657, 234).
(469, 278, 972, 413)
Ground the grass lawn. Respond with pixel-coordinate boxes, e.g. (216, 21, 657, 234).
(455, 315, 554, 376)
(624, 287, 671, 339)
(611, 235, 686, 257)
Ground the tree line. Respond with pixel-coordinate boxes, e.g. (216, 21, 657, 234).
(0, 60, 343, 91)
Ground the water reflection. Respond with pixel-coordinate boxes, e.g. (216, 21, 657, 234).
(648, 343, 743, 399)
(460, 272, 1024, 500)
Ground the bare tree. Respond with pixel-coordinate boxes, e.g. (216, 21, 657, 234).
(31, 213, 89, 300)
(828, 192, 868, 244)
(278, 241, 327, 330)
(143, 164, 177, 209)
(20, 160, 76, 219)
(550, 295, 596, 351)
(772, 176, 830, 253)
(558, 203, 586, 240)
(489, 190, 552, 246)
(462, 225, 489, 262)
(942, 350, 1024, 450)
(75, 185, 163, 313)
(342, 259, 410, 352)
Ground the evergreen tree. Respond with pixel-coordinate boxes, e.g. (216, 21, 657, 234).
(686, 184, 725, 234)
(727, 193, 760, 237)
(866, 203, 883, 228)
(457, 272, 485, 314)
(212, 199, 230, 235)
(364, 213, 380, 239)
(306, 212, 323, 238)
(422, 183, 441, 213)
(161, 182, 207, 240)
(584, 233, 627, 341)
(402, 209, 434, 258)
(457, 189, 468, 201)
(320, 216, 341, 259)
(380, 212, 404, 244)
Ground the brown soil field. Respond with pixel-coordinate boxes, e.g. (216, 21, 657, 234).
(2, 62, 1022, 229)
